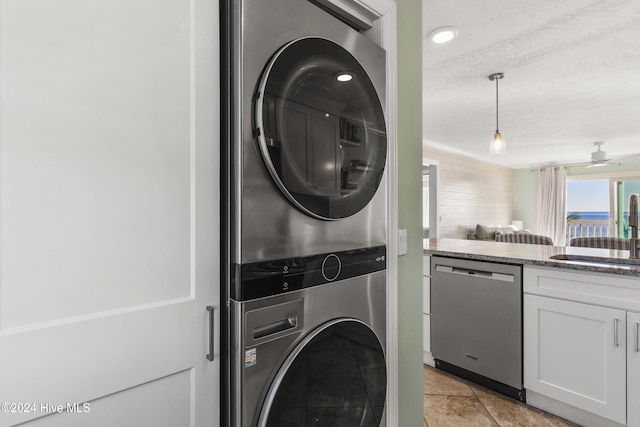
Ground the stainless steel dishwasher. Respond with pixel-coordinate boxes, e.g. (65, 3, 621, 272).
(431, 256, 524, 401)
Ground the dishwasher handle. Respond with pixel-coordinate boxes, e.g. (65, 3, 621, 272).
(435, 265, 515, 283)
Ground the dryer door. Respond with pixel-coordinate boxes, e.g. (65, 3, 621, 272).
(257, 319, 386, 426)
(255, 37, 387, 220)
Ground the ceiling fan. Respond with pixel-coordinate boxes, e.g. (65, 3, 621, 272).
(587, 141, 640, 167)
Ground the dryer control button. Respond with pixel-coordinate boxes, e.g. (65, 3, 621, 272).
(321, 254, 341, 282)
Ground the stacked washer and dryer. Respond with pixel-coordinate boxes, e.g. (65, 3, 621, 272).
(221, 0, 389, 425)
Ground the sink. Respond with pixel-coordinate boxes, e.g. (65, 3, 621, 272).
(549, 254, 640, 268)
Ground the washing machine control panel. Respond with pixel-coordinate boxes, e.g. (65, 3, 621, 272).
(321, 254, 342, 281)
(233, 245, 386, 301)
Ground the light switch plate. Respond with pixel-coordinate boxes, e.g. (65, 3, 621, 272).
(398, 229, 408, 255)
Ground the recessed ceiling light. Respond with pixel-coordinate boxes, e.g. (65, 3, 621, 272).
(428, 26, 459, 44)
(336, 72, 353, 82)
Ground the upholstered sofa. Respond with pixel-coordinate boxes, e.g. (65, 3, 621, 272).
(496, 233, 553, 245)
(468, 223, 554, 245)
(569, 236, 630, 250)
(467, 224, 529, 241)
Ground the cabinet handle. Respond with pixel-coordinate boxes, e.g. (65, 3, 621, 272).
(614, 318, 619, 347)
(635, 322, 639, 353)
(206, 306, 215, 361)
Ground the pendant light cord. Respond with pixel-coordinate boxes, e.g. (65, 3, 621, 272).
(495, 76, 499, 132)
(488, 72, 506, 153)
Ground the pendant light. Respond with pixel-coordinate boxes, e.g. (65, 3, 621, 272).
(489, 72, 506, 154)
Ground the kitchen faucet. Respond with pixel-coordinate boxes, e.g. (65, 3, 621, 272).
(631, 194, 640, 259)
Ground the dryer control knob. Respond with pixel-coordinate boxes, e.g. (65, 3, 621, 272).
(321, 254, 342, 282)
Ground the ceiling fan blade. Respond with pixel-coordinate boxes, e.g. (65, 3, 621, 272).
(611, 153, 640, 162)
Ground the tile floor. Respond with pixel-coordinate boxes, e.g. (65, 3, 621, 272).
(423, 365, 582, 427)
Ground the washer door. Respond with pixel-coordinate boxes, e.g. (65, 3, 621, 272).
(255, 37, 387, 220)
(258, 319, 386, 426)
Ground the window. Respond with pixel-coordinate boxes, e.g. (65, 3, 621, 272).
(614, 179, 640, 238)
(566, 174, 640, 241)
(566, 179, 610, 240)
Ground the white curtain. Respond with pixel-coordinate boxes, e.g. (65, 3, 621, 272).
(536, 167, 567, 245)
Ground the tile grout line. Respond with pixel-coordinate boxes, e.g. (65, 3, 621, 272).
(466, 379, 502, 427)
(425, 365, 580, 427)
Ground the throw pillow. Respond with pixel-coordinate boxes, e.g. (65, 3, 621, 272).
(476, 224, 497, 240)
(496, 226, 515, 236)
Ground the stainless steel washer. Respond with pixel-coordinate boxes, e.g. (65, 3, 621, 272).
(231, 269, 387, 426)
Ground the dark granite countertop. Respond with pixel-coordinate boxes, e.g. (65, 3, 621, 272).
(424, 238, 640, 277)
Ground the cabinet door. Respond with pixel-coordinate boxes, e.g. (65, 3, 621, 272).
(423, 256, 431, 354)
(524, 295, 626, 425)
(423, 255, 431, 276)
(629, 312, 640, 427)
(422, 276, 431, 315)
(423, 313, 431, 353)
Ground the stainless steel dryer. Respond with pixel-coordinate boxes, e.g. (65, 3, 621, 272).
(224, 0, 387, 265)
(221, 0, 388, 425)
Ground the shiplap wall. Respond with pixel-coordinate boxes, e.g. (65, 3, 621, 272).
(424, 147, 514, 239)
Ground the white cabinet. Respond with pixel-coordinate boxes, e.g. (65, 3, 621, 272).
(629, 312, 640, 427)
(423, 276, 431, 352)
(524, 294, 626, 424)
(423, 255, 432, 363)
(524, 266, 640, 427)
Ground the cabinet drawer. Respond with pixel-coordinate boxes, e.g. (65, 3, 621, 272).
(524, 266, 640, 312)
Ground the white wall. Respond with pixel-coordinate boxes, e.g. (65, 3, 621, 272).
(423, 146, 514, 239)
(514, 169, 539, 233)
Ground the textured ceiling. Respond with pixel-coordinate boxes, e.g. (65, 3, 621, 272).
(422, 0, 640, 169)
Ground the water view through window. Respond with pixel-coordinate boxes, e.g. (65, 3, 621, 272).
(566, 179, 609, 240)
(566, 178, 640, 241)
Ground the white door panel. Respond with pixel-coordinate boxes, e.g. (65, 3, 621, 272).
(1, 0, 191, 328)
(1, 299, 194, 424)
(0, 0, 219, 425)
(14, 370, 191, 427)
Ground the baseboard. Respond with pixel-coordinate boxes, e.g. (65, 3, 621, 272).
(423, 351, 434, 367)
(526, 390, 625, 427)
(435, 359, 525, 402)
